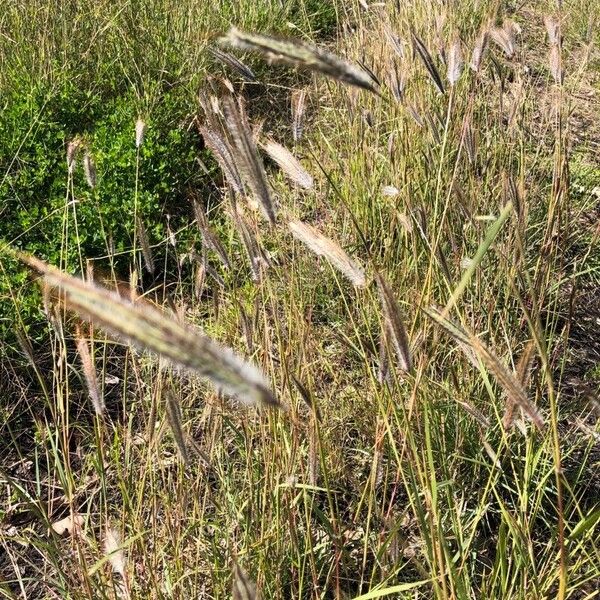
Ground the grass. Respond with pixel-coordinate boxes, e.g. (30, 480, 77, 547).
(1, 0, 600, 598)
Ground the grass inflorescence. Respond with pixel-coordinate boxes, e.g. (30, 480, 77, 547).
(1, 0, 600, 598)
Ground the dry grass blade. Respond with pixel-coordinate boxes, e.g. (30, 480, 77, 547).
(288, 218, 366, 287)
(220, 27, 378, 93)
(375, 273, 411, 372)
(221, 96, 276, 223)
(232, 563, 258, 600)
(411, 32, 444, 94)
(165, 389, 189, 464)
(291, 89, 306, 142)
(18, 252, 277, 407)
(198, 125, 244, 194)
(424, 307, 544, 430)
(74, 324, 104, 415)
(261, 138, 313, 189)
(447, 39, 463, 86)
(192, 200, 231, 269)
(208, 46, 256, 81)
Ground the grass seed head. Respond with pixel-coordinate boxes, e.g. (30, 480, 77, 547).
(135, 118, 146, 148)
(220, 27, 379, 93)
(74, 324, 104, 415)
(288, 218, 366, 287)
(375, 273, 412, 372)
(208, 46, 256, 81)
(104, 525, 126, 579)
(261, 138, 313, 189)
(447, 38, 463, 86)
(411, 32, 445, 94)
(470, 29, 489, 72)
(18, 252, 278, 408)
(232, 563, 258, 600)
(83, 152, 96, 188)
(221, 96, 276, 224)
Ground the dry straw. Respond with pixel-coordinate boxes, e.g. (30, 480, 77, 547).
(18, 252, 277, 407)
(288, 218, 366, 287)
(220, 27, 378, 93)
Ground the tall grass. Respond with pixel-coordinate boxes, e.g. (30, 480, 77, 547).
(1, 0, 599, 598)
